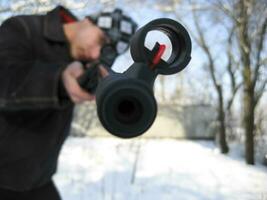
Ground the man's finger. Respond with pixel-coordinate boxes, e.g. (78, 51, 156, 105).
(98, 65, 109, 78)
(68, 80, 95, 100)
(65, 73, 95, 101)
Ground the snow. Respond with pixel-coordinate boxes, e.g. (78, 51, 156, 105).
(54, 137, 267, 200)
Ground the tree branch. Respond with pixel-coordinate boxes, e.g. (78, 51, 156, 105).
(211, 0, 239, 24)
(227, 82, 242, 111)
(192, 10, 219, 89)
(252, 17, 267, 89)
(226, 25, 241, 111)
(0, 7, 12, 13)
(255, 78, 267, 106)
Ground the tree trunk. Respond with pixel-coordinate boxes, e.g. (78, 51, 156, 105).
(242, 59, 255, 165)
(217, 85, 229, 153)
(243, 84, 255, 164)
(237, 0, 255, 165)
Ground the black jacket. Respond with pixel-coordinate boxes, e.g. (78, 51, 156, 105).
(0, 6, 77, 191)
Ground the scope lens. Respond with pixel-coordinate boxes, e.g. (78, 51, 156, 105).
(115, 97, 143, 124)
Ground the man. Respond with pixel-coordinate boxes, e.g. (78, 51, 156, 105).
(0, 5, 136, 200)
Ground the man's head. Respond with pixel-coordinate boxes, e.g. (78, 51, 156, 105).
(64, 8, 137, 63)
(63, 19, 107, 62)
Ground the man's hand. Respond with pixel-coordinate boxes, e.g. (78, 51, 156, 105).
(83, 63, 109, 78)
(62, 61, 95, 103)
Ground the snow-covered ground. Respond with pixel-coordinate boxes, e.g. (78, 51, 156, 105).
(54, 137, 267, 200)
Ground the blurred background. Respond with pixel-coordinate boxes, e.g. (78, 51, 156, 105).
(1, 0, 266, 199)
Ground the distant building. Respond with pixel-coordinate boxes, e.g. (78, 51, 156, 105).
(71, 103, 216, 139)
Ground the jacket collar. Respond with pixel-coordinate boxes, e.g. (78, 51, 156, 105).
(43, 5, 78, 42)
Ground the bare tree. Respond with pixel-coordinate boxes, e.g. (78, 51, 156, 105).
(162, 0, 266, 162)
(236, 0, 266, 164)
(215, 0, 267, 164)
(191, 11, 238, 154)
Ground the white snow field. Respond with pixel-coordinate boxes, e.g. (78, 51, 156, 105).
(54, 137, 267, 200)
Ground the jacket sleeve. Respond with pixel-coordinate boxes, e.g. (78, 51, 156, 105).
(0, 17, 72, 111)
